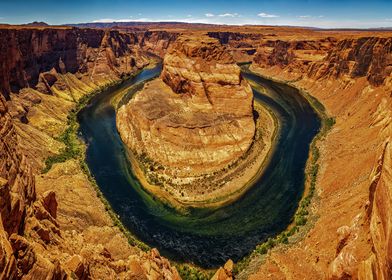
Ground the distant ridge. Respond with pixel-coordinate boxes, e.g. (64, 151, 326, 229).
(22, 21, 49, 26)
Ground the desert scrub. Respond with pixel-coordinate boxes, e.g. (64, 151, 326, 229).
(41, 86, 105, 173)
(41, 70, 151, 253)
(176, 264, 212, 280)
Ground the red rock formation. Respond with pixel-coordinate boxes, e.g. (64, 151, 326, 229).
(0, 27, 176, 99)
(309, 37, 392, 86)
(118, 35, 255, 178)
(0, 26, 180, 279)
(252, 36, 392, 86)
(250, 35, 392, 280)
(0, 94, 35, 235)
(0, 90, 64, 279)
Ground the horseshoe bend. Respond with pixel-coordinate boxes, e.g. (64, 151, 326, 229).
(116, 35, 276, 208)
(1, 4, 392, 280)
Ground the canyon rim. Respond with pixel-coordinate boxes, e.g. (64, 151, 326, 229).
(1, 1, 392, 280)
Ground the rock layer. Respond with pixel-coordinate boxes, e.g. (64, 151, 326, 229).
(248, 35, 392, 280)
(118, 35, 255, 180)
(0, 26, 180, 279)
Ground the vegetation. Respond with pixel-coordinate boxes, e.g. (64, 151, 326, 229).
(42, 87, 103, 173)
(176, 264, 212, 280)
(233, 73, 336, 276)
(41, 73, 151, 253)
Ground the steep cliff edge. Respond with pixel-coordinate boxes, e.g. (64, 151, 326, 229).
(0, 27, 177, 99)
(247, 36, 392, 279)
(117, 35, 275, 207)
(0, 27, 180, 279)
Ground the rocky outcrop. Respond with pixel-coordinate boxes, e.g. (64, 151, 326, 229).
(117, 35, 255, 200)
(116, 35, 261, 206)
(137, 30, 179, 57)
(0, 26, 180, 279)
(249, 35, 392, 280)
(207, 32, 261, 62)
(211, 259, 234, 280)
(358, 140, 392, 279)
(0, 94, 35, 236)
(252, 38, 336, 79)
(308, 37, 392, 86)
(0, 93, 66, 279)
(0, 27, 172, 99)
(252, 36, 392, 86)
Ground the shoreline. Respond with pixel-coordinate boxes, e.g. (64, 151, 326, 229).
(125, 99, 279, 211)
(234, 65, 334, 277)
(51, 63, 328, 277)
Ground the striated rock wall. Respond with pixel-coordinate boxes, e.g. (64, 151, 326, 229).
(207, 31, 261, 62)
(0, 26, 180, 279)
(118, 35, 255, 179)
(252, 36, 392, 86)
(136, 30, 179, 57)
(249, 35, 392, 280)
(0, 27, 178, 100)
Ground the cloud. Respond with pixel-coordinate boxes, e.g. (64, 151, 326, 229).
(298, 15, 325, 19)
(205, 13, 214, 17)
(93, 18, 134, 23)
(218, 13, 239, 17)
(258, 12, 279, 18)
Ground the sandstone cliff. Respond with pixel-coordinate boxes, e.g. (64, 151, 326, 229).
(248, 35, 392, 280)
(117, 35, 256, 204)
(0, 26, 180, 279)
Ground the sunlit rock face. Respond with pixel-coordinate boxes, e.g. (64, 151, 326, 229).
(0, 26, 181, 279)
(117, 35, 255, 177)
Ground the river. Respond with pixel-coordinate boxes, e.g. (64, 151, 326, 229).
(77, 64, 321, 268)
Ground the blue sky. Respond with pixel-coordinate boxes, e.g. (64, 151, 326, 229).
(0, 0, 391, 28)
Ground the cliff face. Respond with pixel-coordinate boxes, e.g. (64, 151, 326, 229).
(249, 36, 392, 280)
(0, 27, 180, 279)
(207, 31, 261, 62)
(137, 30, 179, 57)
(118, 35, 254, 175)
(252, 36, 392, 86)
(308, 37, 392, 86)
(0, 28, 153, 99)
(0, 93, 36, 279)
(117, 35, 255, 202)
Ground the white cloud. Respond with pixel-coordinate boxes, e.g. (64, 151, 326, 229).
(258, 12, 279, 18)
(218, 13, 239, 17)
(205, 13, 214, 17)
(299, 15, 311, 18)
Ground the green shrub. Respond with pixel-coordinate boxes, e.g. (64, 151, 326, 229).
(176, 265, 211, 280)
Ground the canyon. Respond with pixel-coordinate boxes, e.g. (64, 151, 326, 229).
(0, 23, 391, 280)
(0, 26, 180, 279)
(116, 34, 277, 208)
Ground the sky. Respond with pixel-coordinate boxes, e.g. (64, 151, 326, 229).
(0, 0, 392, 28)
